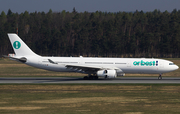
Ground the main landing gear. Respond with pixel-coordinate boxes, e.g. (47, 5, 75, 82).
(158, 74, 162, 80)
(83, 74, 99, 80)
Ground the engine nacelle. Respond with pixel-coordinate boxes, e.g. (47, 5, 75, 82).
(97, 70, 117, 78)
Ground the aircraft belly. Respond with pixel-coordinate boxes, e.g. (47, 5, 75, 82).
(28, 62, 68, 72)
(122, 66, 158, 74)
(45, 64, 68, 72)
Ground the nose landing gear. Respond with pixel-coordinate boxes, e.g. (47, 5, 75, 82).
(158, 74, 162, 80)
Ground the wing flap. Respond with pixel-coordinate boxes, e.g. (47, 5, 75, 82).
(66, 64, 102, 73)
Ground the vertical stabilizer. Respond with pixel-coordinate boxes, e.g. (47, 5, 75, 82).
(8, 33, 38, 56)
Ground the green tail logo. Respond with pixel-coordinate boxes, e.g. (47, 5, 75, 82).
(13, 41, 21, 49)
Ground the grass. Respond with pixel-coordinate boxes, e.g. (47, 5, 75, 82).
(0, 58, 180, 113)
(0, 84, 180, 114)
(0, 58, 180, 77)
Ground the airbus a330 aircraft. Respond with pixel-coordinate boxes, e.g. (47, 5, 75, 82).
(5, 33, 179, 80)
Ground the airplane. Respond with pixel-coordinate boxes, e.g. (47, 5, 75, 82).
(5, 33, 179, 80)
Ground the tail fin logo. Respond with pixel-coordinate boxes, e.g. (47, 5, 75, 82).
(13, 41, 21, 49)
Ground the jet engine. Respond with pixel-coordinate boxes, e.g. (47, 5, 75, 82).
(97, 70, 117, 78)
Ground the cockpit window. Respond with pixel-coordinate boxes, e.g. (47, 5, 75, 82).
(169, 63, 175, 65)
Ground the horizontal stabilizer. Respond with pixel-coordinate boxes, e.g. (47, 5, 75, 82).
(3, 55, 27, 63)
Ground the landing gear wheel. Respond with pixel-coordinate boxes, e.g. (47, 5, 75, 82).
(95, 76, 98, 80)
(84, 75, 99, 80)
(105, 75, 107, 79)
(89, 76, 93, 80)
(158, 74, 162, 80)
(158, 76, 162, 80)
(83, 76, 88, 80)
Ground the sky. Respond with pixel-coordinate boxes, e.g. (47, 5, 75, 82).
(0, 0, 180, 14)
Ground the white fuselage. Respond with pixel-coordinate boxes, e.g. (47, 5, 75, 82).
(25, 56, 179, 74)
(7, 33, 179, 79)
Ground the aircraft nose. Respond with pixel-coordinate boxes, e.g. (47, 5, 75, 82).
(175, 65, 179, 70)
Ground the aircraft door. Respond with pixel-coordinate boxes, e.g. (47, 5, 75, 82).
(159, 61, 164, 68)
(127, 61, 131, 67)
(79, 56, 84, 64)
(38, 57, 42, 65)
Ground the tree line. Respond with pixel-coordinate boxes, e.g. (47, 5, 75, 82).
(0, 8, 180, 58)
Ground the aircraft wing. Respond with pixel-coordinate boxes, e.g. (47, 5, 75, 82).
(48, 59, 101, 71)
(65, 65, 121, 74)
(65, 64, 102, 74)
(48, 59, 121, 74)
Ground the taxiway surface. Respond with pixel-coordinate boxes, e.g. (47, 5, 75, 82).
(0, 77, 180, 84)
